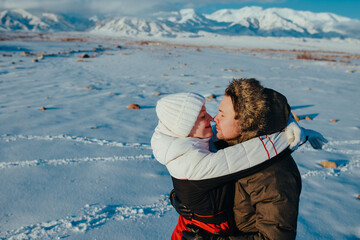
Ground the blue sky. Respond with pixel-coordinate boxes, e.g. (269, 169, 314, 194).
(198, 0, 360, 20)
(0, 0, 359, 20)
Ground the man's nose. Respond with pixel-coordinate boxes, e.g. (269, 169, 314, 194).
(213, 115, 219, 123)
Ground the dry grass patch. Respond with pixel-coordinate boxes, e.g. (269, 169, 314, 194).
(296, 52, 336, 62)
(59, 37, 87, 42)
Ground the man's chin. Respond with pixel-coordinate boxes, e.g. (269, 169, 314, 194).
(216, 132, 225, 140)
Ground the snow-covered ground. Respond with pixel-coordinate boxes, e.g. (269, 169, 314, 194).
(0, 33, 359, 239)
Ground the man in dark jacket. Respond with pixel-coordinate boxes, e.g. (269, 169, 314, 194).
(180, 78, 302, 240)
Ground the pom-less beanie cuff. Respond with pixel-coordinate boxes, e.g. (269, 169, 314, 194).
(156, 92, 205, 137)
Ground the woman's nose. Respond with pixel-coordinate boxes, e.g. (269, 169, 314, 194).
(213, 115, 219, 123)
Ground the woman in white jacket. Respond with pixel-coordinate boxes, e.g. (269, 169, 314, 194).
(151, 92, 306, 240)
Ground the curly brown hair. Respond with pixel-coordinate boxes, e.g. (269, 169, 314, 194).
(224, 78, 269, 142)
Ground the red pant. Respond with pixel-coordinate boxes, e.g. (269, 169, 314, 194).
(171, 215, 233, 240)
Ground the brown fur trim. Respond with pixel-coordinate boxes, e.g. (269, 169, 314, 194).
(225, 78, 269, 143)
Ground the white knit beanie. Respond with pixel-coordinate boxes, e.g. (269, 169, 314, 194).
(156, 92, 206, 137)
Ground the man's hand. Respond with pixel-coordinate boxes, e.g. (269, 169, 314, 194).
(181, 224, 228, 240)
(170, 190, 193, 220)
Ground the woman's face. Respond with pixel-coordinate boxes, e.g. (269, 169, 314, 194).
(188, 105, 214, 139)
(214, 95, 241, 140)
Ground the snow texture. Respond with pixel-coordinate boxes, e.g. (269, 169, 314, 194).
(0, 31, 360, 239)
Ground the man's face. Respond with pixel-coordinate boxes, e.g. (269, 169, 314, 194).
(214, 95, 241, 140)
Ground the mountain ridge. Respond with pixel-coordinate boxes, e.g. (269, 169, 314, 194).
(1, 7, 360, 39)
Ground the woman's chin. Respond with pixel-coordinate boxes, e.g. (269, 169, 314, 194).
(205, 130, 213, 138)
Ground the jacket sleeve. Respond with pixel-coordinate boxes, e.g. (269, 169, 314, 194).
(167, 131, 290, 180)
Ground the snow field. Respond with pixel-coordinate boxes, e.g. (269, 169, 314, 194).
(1, 36, 360, 239)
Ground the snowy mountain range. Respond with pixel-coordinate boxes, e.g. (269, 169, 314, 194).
(0, 9, 92, 32)
(1, 7, 360, 39)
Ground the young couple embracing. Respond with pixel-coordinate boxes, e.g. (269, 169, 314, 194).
(151, 78, 327, 240)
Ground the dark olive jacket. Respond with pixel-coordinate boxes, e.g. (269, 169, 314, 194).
(230, 154, 301, 240)
(230, 88, 302, 240)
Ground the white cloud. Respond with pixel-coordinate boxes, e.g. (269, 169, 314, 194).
(0, 0, 284, 16)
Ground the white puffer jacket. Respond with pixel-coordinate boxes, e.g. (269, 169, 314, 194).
(151, 119, 303, 180)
